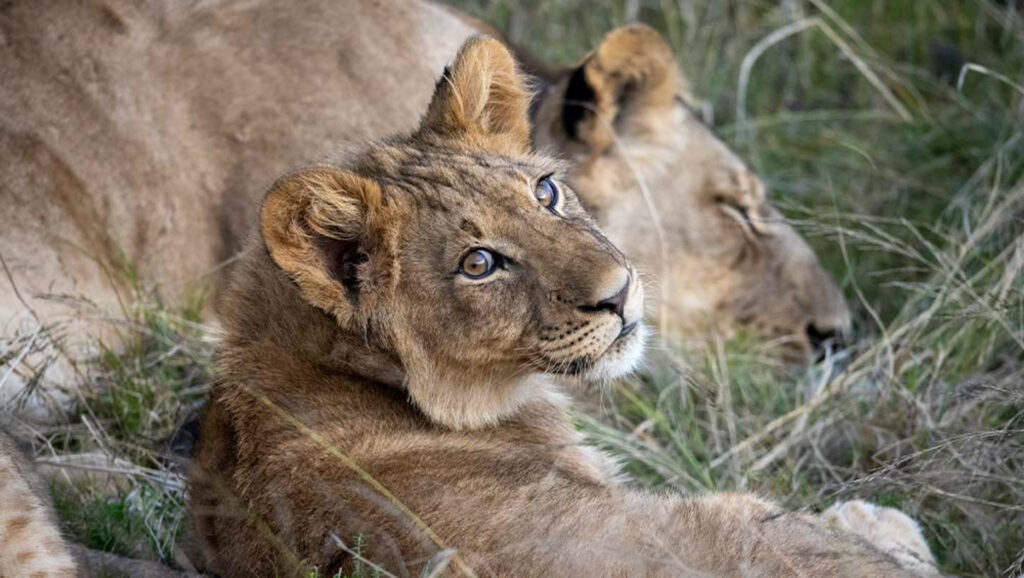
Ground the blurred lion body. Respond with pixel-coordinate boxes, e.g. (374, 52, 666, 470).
(0, 432, 77, 578)
(189, 37, 935, 578)
(3, 1, 846, 419)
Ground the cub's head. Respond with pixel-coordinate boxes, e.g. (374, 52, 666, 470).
(259, 37, 645, 429)
(533, 25, 851, 358)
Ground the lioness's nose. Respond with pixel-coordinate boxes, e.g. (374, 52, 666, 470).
(805, 322, 849, 359)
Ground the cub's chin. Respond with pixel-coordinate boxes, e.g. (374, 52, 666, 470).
(578, 322, 648, 383)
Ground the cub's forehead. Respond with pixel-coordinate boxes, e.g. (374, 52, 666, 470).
(369, 146, 565, 209)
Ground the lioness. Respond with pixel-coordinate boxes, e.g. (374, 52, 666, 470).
(189, 37, 934, 577)
(528, 24, 851, 355)
(1, 1, 845, 418)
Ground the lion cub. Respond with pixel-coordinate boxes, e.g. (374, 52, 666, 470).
(189, 37, 932, 577)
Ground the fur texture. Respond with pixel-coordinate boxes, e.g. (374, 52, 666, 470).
(0, 0, 477, 418)
(0, 433, 77, 578)
(3, 4, 847, 421)
(824, 500, 941, 577)
(189, 38, 931, 578)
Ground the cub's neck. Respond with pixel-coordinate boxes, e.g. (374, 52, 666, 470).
(216, 244, 406, 395)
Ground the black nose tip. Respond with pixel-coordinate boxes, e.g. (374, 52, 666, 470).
(806, 323, 846, 355)
(584, 281, 629, 319)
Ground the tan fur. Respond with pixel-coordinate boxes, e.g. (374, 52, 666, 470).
(0, 433, 77, 578)
(4, 4, 847, 420)
(189, 38, 928, 578)
(0, 0, 477, 418)
(824, 501, 941, 577)
(531, 25, 851, 356)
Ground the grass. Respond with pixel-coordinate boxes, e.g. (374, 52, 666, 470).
(304, 536, 386, 578)
(1, 0, 1021, 577)
(9, 282, 211, 569)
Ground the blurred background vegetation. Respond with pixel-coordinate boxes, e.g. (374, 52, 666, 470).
(23, 1, 1022, 577)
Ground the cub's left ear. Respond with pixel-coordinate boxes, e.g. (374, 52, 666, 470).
(260, 167, 394, 326)
(420, 35, 532, 155)
(561, 24, 682, 151)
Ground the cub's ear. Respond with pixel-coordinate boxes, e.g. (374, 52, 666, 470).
(260, 167, 389, 325)
(561, 24, 681, 151)
(420, 35, 532, 155)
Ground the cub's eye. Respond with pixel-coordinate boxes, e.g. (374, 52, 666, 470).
(535, 176, 559, 211)
(460, 249, 496, 279)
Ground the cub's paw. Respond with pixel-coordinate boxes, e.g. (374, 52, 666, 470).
(823, 500, 940, 577)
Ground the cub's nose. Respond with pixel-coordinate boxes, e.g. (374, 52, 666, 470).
(580, 275, 630, 320)
(593, 281, 629, 319)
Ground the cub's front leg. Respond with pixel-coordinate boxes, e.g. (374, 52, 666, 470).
(650, 492, 924, 577)
(824, 500, 940, 576)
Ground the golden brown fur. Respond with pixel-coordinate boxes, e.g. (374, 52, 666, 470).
(3, 3, 847, 420)
(189, 38, 934, 578)
(0, 4, 933, 576)
(0, 432, 77, 578)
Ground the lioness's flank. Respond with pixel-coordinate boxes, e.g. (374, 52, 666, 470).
(189, 37, 930, 577)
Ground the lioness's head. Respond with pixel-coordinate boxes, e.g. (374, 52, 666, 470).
(256, 37, 645, 430)
(532, 25, 851, 358)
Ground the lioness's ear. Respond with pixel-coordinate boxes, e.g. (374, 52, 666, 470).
(420, 36, 532, 154)
(260, 167, 387, 325)
(561, 24, 681, 151)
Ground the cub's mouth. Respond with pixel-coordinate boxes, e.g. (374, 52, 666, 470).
(534, 269, 648, 383)
(585, 318, 648, 381)
(551, 318, 648, 383)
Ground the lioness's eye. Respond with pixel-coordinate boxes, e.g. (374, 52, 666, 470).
(733, 204, 753, 227)
(535, 177, 559, 211)
(460, 249, 496, 279)
(717, 198, 762, 237)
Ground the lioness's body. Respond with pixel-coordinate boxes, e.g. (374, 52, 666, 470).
(190, 38, 929, 577)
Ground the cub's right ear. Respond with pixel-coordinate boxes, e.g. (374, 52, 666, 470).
(260, 167, 390, 325)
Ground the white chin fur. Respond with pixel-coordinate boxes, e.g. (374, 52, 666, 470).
(581, 322, 648, 382)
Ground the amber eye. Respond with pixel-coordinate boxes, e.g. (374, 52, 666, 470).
(535, 177, 559, 210)
(460, 249, 496, 279)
